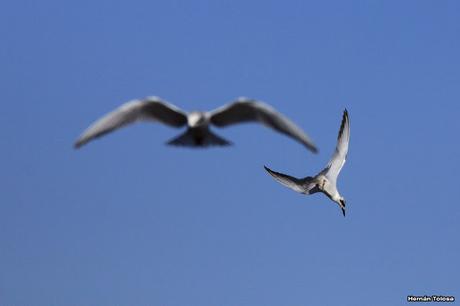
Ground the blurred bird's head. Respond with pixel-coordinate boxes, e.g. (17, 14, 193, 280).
(188, 111, 208, 128)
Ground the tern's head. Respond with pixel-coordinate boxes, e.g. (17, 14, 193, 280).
(188, 112, 208, 128)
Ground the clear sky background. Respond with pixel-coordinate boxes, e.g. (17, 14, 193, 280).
(1, 0, 459, 305)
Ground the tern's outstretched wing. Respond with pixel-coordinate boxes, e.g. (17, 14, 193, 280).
(209, 98, 317, 153)
(321, 109, 350, 185)
(264, 166, 316, 194)
(74, 97, 187, 148)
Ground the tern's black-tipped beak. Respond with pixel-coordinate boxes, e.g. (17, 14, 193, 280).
(339, 199, 346, 217)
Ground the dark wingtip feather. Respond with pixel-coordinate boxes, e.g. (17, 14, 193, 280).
(309, 144, 319, 154)
(263, 165, 278, 177)
(74, 140, 84, 149)
(337, 109, 349, 140)
(263, 165, 289, 181)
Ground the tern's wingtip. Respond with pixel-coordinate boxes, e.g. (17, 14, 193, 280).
(73, 141, 82, 149)
(263, 165, 272, 173)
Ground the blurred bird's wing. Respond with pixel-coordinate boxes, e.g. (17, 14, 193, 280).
(74, 97, 187, 148)
(209, 98, 318, 153)
(321, 109, 350, 185)
(264, 166, 316, 194)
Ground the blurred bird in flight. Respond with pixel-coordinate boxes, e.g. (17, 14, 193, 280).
(74, 96, 318, 152)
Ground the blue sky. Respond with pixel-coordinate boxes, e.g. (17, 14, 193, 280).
(1, 0, 459, 305)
